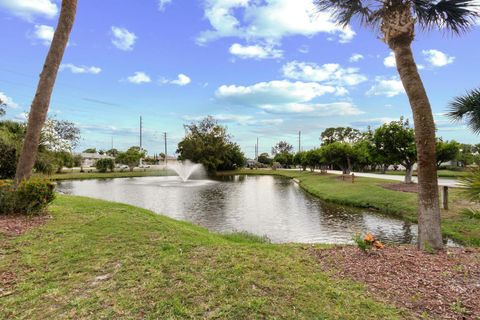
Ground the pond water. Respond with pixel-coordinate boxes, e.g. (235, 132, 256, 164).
(56, 175, 419, 244)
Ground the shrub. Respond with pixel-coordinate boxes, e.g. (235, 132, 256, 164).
(0, 179, 55, 215)
(0, 140, 18, 179)
(352, 233, 384, 252)
(96, 158, 115, 173)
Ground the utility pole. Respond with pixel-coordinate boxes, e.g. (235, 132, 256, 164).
(164, 132, 167, 166)
(111, 136, 114, 150)
(256, 137, 259, 160)
(298, 130, 301, 153)
(139, 116, 143, 151)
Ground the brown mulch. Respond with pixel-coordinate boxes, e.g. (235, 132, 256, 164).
(313, 246, 480, 319)
(381, 183, 419, 193)
(0, 214, 50, 236)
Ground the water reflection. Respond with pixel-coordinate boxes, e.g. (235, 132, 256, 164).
(56, 175, 418, 244)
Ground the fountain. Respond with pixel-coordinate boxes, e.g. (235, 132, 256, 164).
(169, 160, 204, 182)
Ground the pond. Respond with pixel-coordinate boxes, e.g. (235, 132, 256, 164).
(57, 175, 418, 244)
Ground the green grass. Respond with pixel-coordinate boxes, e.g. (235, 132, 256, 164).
(0, 195, 405, 319)
(34, 169, 176, 181)
(220, 169, 480, 246)
(385, 169, 470, 179)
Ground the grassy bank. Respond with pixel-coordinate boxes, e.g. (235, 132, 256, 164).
(220, 169, 479, 246)
(385, 169, 470, 179)
(0, 196, 405, 319)
(35, 169, 176, 181)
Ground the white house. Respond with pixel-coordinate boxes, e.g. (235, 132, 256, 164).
(80, 153, 114, 167)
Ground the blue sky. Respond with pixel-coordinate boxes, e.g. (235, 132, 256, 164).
(0, 0, 479, 158)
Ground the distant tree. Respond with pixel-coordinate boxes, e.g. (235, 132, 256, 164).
(258, 152, 273, 165)
(96, 158, 115, 173)
(320, 127, 363, 146)
(305, 149, 324, 172)
(83, 148, 97, 154)
(177, 116, 245, 173)
(458, 144, 478, 166)
(436, 140, 460, 168)
(106, 148, 119, 157)
(15, 0, 77, 184)
(448, 88, 480, 134)
(98, 149, 105, 155)
(0, 99, 5, 117)
(322, 142, 355, 174)
(273, 152, 294, 168)
(116, 147, 145, 172)
(272, 141, 293, 156)
(352, 140, 374, 172)
(293, 151, 308, 170)
(373, 118, 417, 183)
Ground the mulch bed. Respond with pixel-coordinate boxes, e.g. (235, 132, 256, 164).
(381, 183, 419, 193)
(0, 214, 50, 236)
(313, 246, 480, 319)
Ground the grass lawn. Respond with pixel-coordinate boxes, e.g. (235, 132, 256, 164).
(385, 169, 470, 179)
(34, 169, 176, 181)
(219, 169, 480, 246)
(0, 196, 405, 319)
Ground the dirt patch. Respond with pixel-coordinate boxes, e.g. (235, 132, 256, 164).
(313, 246, 480, 319)
(381, 183, 419, 193)
(0, 214, 50, 237)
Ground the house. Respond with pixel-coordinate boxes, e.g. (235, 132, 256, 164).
(80, 153, 114, 167)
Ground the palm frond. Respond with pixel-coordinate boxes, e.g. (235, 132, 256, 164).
(314, 0, 374, 27)
(412, 0, 480, 34)
(448, 88, 480, 134)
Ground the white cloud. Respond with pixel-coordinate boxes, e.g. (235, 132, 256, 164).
(422, 49, 455, 67)
(349, 53, 364, 63)
(215, 80, 363, 115)
(282, 61, 367, 86)
(0, 0, 58, 20)
(197, 0, 355, 45)
(32, 24, 54, 45)
(184, 114, 284, 126)
(61, 64, 102, 74)
(384, 52, 396, 68)
(229, 43, 283, 59)
(127, 72, 151, 84)
(298, 45, 309, 54)
(366, 76, 405, 98)
(0, 92, 19, 109)
(111, 26, 137, 51)
(158, 0, 172, 11)
(160, 74, 191, 86)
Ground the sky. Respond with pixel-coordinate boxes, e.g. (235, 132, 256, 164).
(0, 0, 479, 158)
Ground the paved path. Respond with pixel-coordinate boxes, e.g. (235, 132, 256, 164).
(285, 169, 461, 188)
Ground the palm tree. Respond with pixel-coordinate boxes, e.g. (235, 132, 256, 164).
(314, 0, 479, 251)
(15, 0, 77, 184)
(448, 88, 480, 134)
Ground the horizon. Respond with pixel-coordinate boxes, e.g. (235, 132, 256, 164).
(1, 0, 479, 158)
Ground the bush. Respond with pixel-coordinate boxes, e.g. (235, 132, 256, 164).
(0, 140, 17, 179)
(96, 158, 115, 173)
(0, 179, 55, 215)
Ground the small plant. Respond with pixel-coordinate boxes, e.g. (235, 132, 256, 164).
(96, 158, 115, 173)
(353, 233, 384, 252)
(0, 179, 55, 215)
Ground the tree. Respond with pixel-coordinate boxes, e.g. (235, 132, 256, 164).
(96, 158, 115, 173)
(448, 88, 480, 134)
(321, 142, 355, 174)
(15, 0, 77, 184)
(0, 99, 5, 117)
(273, 152, 294, 167)
(272, 141, 293, 156)
(116, 147, 144, 172)
(258, 153, 273, 165)
(373, 118, 417, 184)
(106, 148, 119, 157)
(0, 121, 25, 179)
(320, 127, 363, 146)
(305, 149, 324, 172)
(293, 151, 308, 170)
(40, 118, 80, 152)
(315, 0, 479, 253)
(177, 116, 245, 173)
(83, 148, 97, 154)
(436, 140, 460, 168)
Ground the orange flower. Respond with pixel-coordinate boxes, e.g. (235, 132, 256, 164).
(373, 240, 384, 249)
(364, 233, 375, 243)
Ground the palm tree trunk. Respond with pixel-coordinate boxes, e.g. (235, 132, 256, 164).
(14, 0, 77, 184)
(404, 164, 413, 184)
(393, 44, 443, 251)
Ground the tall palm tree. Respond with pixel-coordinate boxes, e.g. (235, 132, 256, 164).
(15, 0, 77, 184)
(314, 0, 479, 251)
(448, 87, 480, 134)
